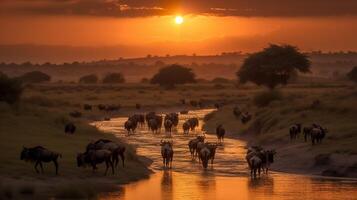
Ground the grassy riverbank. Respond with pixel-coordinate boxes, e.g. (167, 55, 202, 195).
(203, 86, 357, 178)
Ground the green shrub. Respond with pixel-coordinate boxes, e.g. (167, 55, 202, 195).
(253, 90, 283, 107)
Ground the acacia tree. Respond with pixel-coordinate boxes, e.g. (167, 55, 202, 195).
(19, 71, 51, 84)
(347, 66, 357, 83)
(79, 74, 98, 84)
(151, 64, 196, 88)
(102, 73, 125, 84)
(237, 44, 311, 89)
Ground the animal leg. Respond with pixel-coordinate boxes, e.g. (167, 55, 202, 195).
(54, 160, 59, 175)
(39, 162, 44, 173)
(34, 161, 40, 173)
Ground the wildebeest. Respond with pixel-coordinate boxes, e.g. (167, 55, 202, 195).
(124, 119, 138, 134)
(216, 124, 225, 143)
(311, 126, 327, 145)
(77, 149, 114, 175)
(241, 112, 252, 124)
(303, 126, 313, 142)
(21, 146, 61, 175)
(69, 111, 82, 118)
(86, 139, 125, 168)
(180, 99, 186, 105)
(233, 106, 241, 118)
(160, 140, 174, 168)
(98, 104, 106, 110)
(188, 136, 205, 159)
(165, 113, 179, 127)
(129, 114, 145, 127)
(188, 118, 199, 131)
(106, 104, 121, 112)
(83, 104, 92, 110)
(289, 123, 302, 140)
(64, 122, 76, 134)
(164, 119, 173, 134)
(135, 103, 141, 110)
(183, 121, 191, 134)
(198, 143, 217, 169)
(148, 118, 160, 133)
(246, 146, 276, 177)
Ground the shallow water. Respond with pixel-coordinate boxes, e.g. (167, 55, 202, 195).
(92, 109, 357, 200)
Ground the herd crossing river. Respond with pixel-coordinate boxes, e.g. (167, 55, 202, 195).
(92, 109, 357, 200)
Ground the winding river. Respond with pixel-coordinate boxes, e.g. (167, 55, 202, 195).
(92, 109, 357, 200)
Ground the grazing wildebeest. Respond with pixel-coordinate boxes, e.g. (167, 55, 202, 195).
(188, 118, 199, 131)
(188, 136, 205, 159)
(64, 122, 76, 134)
(165, 113, 179, 127)
(77, 149, 114, 175)
(216, 124, 225, 143)
(241, 112, 252, 124)
(289, 123, 302, 140)
(86, 139, 126, 168)
(124, 119, 137, 134)
(83, 104, 92, 110)
(21, 146, 61, 175)
(160, 140, 174, 168)
(233, 106, 241, 118)
(182, 121, 191, 134)
(69, 111, 82, 118)
(311, 126, 327, 145)
(164, 119, 173, 134)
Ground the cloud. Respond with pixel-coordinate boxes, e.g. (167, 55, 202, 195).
(1, 0, 357, 17)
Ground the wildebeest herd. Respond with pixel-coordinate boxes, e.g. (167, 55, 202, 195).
(290, 123, 328, 145)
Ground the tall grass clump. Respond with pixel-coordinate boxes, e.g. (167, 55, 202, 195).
(253, 90, 283, 107)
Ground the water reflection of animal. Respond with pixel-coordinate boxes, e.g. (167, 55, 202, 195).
(161, 140, 174, 168)
(21, 146, 61, 175)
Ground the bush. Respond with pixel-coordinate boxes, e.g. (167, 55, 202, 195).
(102, 73, 125, 84)
(79, 74, 98, 84)
(211, 77, 231, 84)
(151, 64, 196, 88)
(0, 74, 23, 104)
(253, 90, 283, 107)
(18, 71, 51, 83)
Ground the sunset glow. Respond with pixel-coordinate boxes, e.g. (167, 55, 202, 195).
(175, 16, 184, 25)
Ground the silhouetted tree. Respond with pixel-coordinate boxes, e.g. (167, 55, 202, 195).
(0, 73, 23, 104)
(347, 66, 357, 83)
(151, 64, 196, 88)
(19, 71, 51, 83)
(79, 74, 98, 84)
(237, 44, 310, 89)
(102, 73, 125, 84)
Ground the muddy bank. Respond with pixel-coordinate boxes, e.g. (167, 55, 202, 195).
(202, 106, 357, 179)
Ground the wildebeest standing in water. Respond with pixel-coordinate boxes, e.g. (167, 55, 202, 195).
(160, 140, 174, 168)
(246, 146, 276, 177)
(86, 139, 126, 168)
(124, 119, 138, 134)
(164, 119, 173, 135)
(188, 118, 199, 131)
(182, 121, 191, 134)
(188, 136, 205, 160)
(289, 123, 302, 140)
(21, 146, 61, 175)
(64, 122, 76, 134)
(216, 124, 225, 143)
(199, 143, 217, 169)
(165, 113, 179, 128)
(77, 149, 114, 175)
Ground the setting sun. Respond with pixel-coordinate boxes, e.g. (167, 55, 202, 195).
(175, 16, 184, 24)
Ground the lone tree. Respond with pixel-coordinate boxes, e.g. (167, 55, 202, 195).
(237, 44, 310, 89)
(0, 73, 23, 104)
(151, 64, 196, 88)
(19, 71, 51, 84)
(79, 74, 98, 84)
(102, 73, 125, 84)
(347, 66, 357, 83)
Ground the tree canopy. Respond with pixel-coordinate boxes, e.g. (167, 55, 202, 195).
(347, 66, 357, 83)
(79, 74, 98, 84)
(150, 64, 196, 87)
(237, 44, 311, 89)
